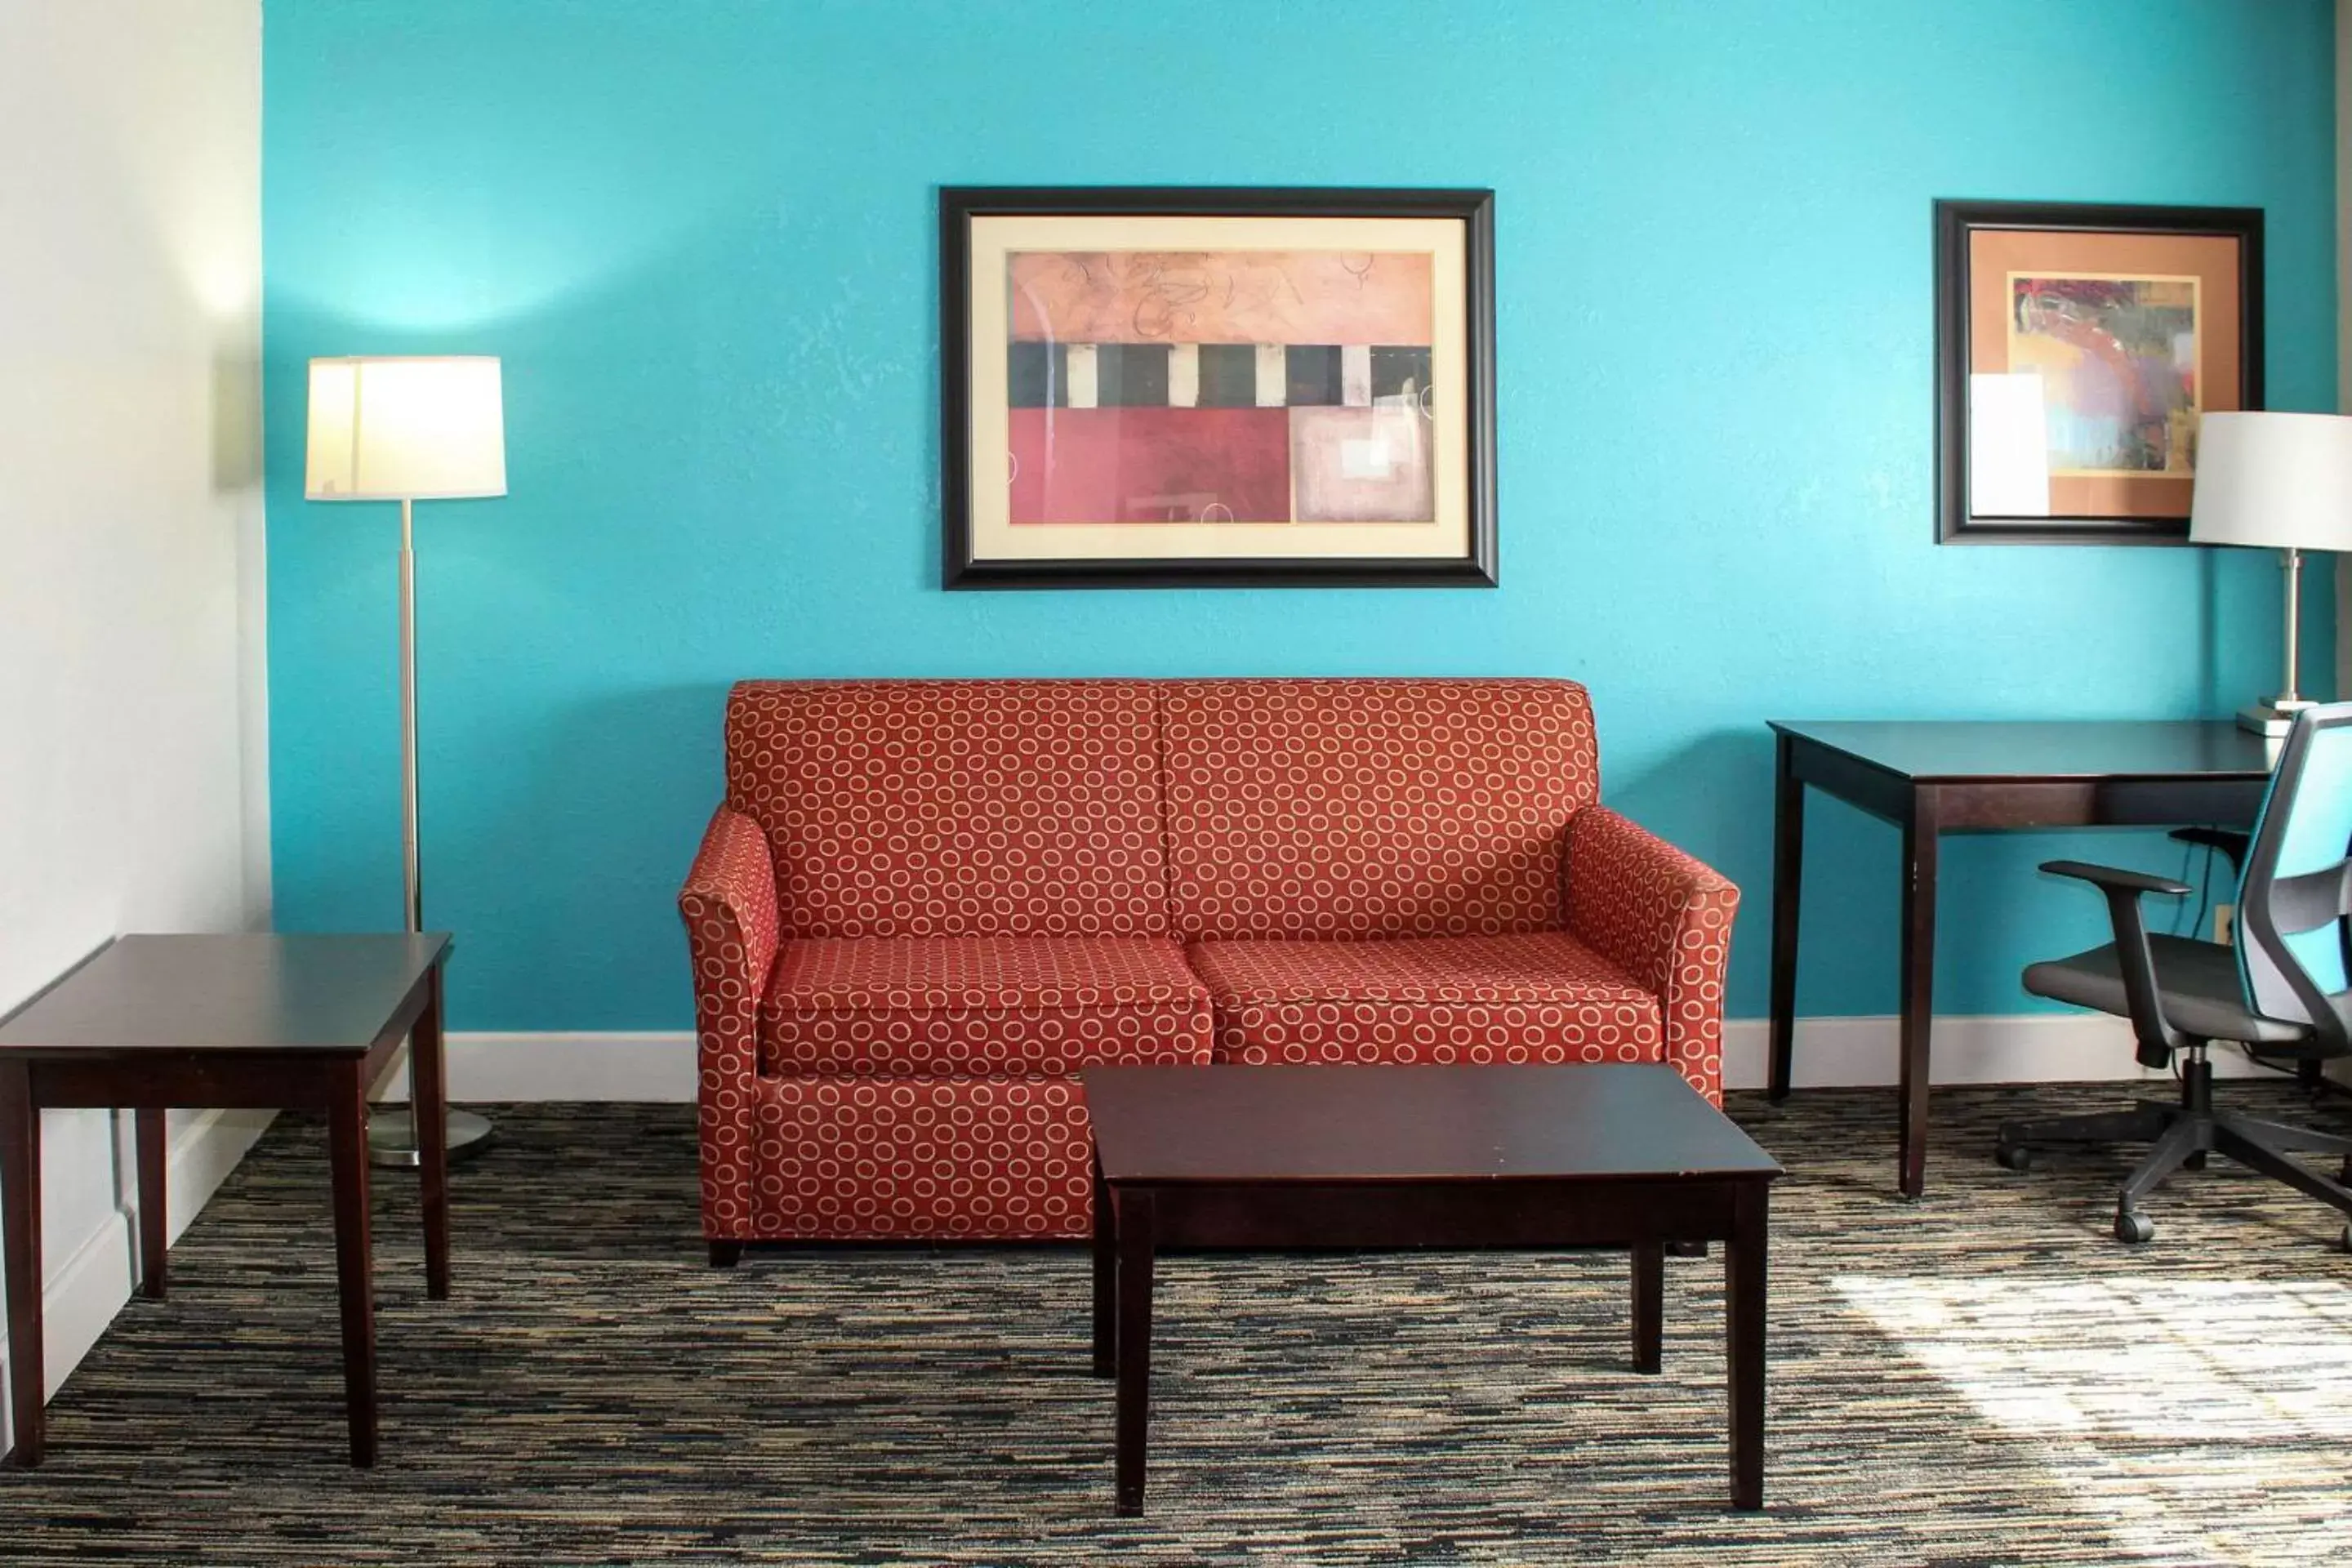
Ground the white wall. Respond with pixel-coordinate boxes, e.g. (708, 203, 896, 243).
(0, 0, 270, 1454)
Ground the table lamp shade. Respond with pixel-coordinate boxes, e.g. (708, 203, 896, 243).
(2189, 412, 2352, 552)
(305, 356, 506, 501)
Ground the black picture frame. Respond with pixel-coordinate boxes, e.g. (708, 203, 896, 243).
(941, 185, 1498, 589)
(1934, 198, 2264, 545)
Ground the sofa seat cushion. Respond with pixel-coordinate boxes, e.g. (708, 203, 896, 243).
(1188, 932, 1662, 1066)
(761, 936, 1213, 1076)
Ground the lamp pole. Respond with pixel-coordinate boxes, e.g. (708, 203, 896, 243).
(369, 494, 495, 1167)
(401, 496, 422, 932)
(2276, 546, 2311, 714)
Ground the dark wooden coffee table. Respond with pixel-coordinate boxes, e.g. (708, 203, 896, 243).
(0, 933, 454, 1468)
(1081, 1063, 1782, 1515)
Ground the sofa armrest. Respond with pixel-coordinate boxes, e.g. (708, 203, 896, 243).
(1563, 806, 1740, 1104)
(677, 804, 781, 1239)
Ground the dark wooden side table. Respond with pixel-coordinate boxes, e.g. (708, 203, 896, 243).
(0, 933, 454, 1468)
(1082, 1064, 1782, 1515)
(1766, 720, 2274, 1198)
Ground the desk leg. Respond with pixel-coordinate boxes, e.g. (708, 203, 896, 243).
(1726, 1183, 1768, 1512)
(1, 1062, 41, 1468)
(135, 1107, 166, 1300)
(412, 966, 451, 1302)
(327, 1062, 378, 1468)
(1767, 733, 1806, 1102)
(1090, 1154, 1115, 1379)
(1114, 1188, 1155, 1517)
(1897, 789, 1940, 1199)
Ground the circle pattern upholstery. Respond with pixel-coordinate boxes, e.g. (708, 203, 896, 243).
(1160, 679, 1601, 941)
(751, 1075, 1096, 1240)
(678, 805, 781, 1239)
(1188, 931, 1664, 1067)
(725, 680, 1169, 940)
(682, 679, 1741, 1241)
(762, 935, 1214, 1076)
(1562, 806, 1740, 1105)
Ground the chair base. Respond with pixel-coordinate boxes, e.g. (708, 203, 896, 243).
(1996, 1055, 2352, 1249)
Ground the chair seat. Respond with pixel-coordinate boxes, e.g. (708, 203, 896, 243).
(2022, 933, 2310, 1046)
(762, 936, 1214, 1076)
(1187, 931, 1662, 1065)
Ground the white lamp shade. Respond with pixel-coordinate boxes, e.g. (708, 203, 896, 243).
(2189, 411, 2352, 551)
(305, 356, 506, 501)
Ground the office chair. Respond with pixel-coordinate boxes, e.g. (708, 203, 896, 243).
(1998, 702, 2352, 1250)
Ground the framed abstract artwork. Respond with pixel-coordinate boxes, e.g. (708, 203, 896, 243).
(941, 186, 1497, 587)
(1934, 199, 2263, 544)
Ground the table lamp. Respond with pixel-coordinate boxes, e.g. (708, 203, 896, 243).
(2189, 411, 2352, 736)
(305, 355, 505, 1165)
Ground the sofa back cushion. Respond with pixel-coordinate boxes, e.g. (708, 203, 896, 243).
(726, 680, 1169, 938)
(1161, 678, 1599, 940)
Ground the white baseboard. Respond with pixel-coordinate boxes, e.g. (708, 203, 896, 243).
(1722, 1013, 2283, 1092)
(434, 1015, 2278, 1106)
(1, 1107, 272, 1453)
(448, 1032, 697, 1102)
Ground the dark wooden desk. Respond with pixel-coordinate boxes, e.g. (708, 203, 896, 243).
(1766, 720, 2274, 1198)
(0, 933, 453, 1468)
(1082, 1064, 1782, 1515)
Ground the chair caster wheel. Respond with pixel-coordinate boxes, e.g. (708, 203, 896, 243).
(1995, 1143, 2035, 1172)
(2115, 1209, 2155, 1245)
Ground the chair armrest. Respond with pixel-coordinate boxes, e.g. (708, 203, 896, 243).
(2040, 860, 2191, 899)
(2038, 859, 2185, 1067)
(1564, 806, 1740, 1104)
(677, 804, 781, 1238)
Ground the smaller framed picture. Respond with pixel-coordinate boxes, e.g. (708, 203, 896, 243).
(1935, 199, 2264, 544)
(941, 186, 1497, 588)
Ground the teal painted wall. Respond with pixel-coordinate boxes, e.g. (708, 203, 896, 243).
(263, 0, 2338, 1031)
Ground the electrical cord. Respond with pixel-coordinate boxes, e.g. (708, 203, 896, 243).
(2167, 837, 2192, 935)
(2186, 839, 2216, 941)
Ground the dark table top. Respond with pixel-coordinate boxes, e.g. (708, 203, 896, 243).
(0, 934, 451, 1058)
(1768, 719, 2277, 783)
(1081, 1064, 1781, 1184)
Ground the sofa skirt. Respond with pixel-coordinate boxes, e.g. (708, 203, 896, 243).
(747, 1073, 1094, 1240)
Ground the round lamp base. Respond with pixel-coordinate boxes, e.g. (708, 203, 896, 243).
(368, 1106, 496, 1169)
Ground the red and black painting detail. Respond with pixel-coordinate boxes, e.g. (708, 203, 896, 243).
(1007, 251, 1437, 525)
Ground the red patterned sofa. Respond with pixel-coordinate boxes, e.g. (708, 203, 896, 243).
(679, 678, 1736, 1255)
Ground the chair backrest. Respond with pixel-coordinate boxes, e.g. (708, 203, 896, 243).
(2234, 702, 2352, 1054)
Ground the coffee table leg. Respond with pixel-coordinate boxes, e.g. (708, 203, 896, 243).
(1631, 1242, 1664, 1374)
(1090, 1153, 1115, 1379)
(327, 1062, 379, 1468)
(136, 1107, 167, 1300)
(1727, 1184, 1768, 1511)
(1, 1061, 42, 1468)
(412, 966, 452, 1301)
(1114, 1188, 1155, 1516)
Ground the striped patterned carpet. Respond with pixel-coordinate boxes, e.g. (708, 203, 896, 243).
(10, 1083, 2352, 1565)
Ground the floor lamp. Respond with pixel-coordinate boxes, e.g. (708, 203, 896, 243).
(305, 355, 505, 1166)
